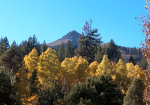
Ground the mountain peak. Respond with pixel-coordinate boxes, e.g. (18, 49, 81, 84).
(62, 30, 81, 40)
(47, 30, 81, 47)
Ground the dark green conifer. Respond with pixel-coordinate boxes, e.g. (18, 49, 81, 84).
(107, 39, 121, 63)
(95, 44, 104, 63)
(123, 78, 145, 105)
(78, 20, 101, 63)
(140, 57, 148, 70)
(129, 55, 136, 65)
(64, 41, 73, 58)
(64, 76, 123, 105)
(57, 43, 65, 61)
(40, 40, 48, 54)
(0, 41, 22, 72)
(0, 37, 10, 55)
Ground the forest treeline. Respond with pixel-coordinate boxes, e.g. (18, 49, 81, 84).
(0, 21, 147, 105)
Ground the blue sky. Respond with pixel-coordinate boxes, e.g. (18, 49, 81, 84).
(0, 0, 147, 48)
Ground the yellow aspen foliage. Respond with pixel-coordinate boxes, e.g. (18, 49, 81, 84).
(71, 56, 78, 66)
(113, 59, 129, 93)
(37, 48, 60, 87)
(26, 95, 38, 105)
(24, 48, 39, 78)
(61, 57, 76, 86)
(74, 56, 89, 82)
(61, 56, 88, 87)
(88, 61, 99, 77)
(96, 55, 114, 76)
(126, 63, 135, 79)
(134, 65, 145, 81)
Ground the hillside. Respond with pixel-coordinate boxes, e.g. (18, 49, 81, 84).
(47, 30, 142, 64)
(47, 30, 81, 48)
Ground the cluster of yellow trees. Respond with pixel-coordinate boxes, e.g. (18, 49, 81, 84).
(19, 48, 145, 104)
(23, 48, 144, 92)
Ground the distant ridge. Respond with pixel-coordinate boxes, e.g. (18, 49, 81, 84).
(47, 30, 81, 48)
(47, 30, 142, 64)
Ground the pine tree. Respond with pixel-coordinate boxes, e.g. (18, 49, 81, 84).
(95, 44, 104, 63)
(0, 41, 22, 72)
(0, 66, 21, 105)
(65, 76, 123, 105)
(140, 57, 148, 70)
(78, 20, 101, 63)
(123, 78, 145, 105)
(25, 35, 41, 55)
(72, 44, 77, 56)
(0, 37, 10, 55)
(64, 41, 73, 58)
(57, 43, 65, 62)
(16, 63, 31, 104)
(19, 40, 28, 56)
(29, 70, 39, 95)
(129, 55, 136, 65)
(96, 55, 114, 76)
(107, 39, 121, 63)
(40, 40, 48, 54)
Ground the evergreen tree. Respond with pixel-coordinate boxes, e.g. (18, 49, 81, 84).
(0, 37, 10, 55)
(0, 42, 22, 72)
(78, 20, 101, 63)
(64, 41, 73, 58)
(0, 66, 21, 105)
(140, 57, 148, 70)
(129, 55, 136, 65)
(27, 35, 41, 54)
(57, 43, 65, 61)
(72, 44, 78, 56)
(11, 40, 17, 47)
(65, 76, 123, 105)
(16, 63, 31, 104)
(95, 44, 104, 63)
(40, 40, 48, 54)
(20, 35, 40, 56)
(107, 39, 121, 63)
(19, 40, 28, 57)
(29, 70, 39, 95)
(38, 83, 64, 105)
(123, 78, 145, 105)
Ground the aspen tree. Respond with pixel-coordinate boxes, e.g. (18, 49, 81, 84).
(74, 56, 89, 82)
(38, 48, 60, 87)
(24, 48, 39, 78)
(88, 61, 99, 77)
(96, 55, 114, 76)
(113, 59, 128, 93)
